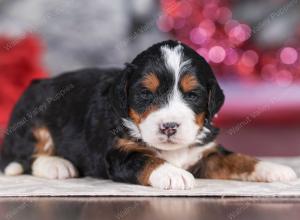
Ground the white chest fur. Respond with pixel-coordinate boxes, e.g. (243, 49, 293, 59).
(157, 142, 216, 169)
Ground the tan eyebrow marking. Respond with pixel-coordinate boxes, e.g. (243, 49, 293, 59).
(180, 73, 199, 92)
(142, 73, 160, 92)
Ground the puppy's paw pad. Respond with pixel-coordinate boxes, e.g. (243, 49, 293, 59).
(149, 163, 195, 190)
(32, 156, 78, 179)
(252, 162, 297, 182)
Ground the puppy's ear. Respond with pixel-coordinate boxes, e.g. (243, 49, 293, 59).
(110, 63, 136, 118)
(207, 78, 225, 120)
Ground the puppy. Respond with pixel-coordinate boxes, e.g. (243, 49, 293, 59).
(0, 40, 297, 189)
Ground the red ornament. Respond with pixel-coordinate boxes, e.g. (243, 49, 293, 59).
(0, 34, 47, 137)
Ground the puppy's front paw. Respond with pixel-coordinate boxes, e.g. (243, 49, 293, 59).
(149, 163, 195, 190)
(250, 161, 297, 182)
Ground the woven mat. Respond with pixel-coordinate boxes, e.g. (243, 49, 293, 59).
(0, 157, 299, 197)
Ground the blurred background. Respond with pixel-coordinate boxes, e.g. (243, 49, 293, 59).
(0, 0, 299, 156)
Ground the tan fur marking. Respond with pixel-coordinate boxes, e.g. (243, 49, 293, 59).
(32, 127, 55, 156)
(205, 152, 257, 179)
(129, 106, 157, 124)
(129, 108, 141, 124)
(189, 147, 258, 180)
(142, 73, 160, 92)
(117, 138, 156, 156)
(138, 158, 165, 186)
(180, 74, 199, 92)
(195, 112, 205, 127)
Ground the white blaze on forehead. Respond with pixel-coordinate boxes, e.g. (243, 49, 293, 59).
(161, 44, 184, 82)
(161, 44, 191, 86)
(160, 44, 192, 109)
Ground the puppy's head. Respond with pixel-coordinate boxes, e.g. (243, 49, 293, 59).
(112, 40, 224, 151)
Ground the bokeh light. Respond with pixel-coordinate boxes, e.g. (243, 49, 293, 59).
(224, 19, 239, 34)
(224, 48, 239, 65)
(241, 50, 259, 67)
(209, 46, 226, 63)
(199, 19, 216, 37)
(190, 27, 208, 45)
(280, 47, 298, 65)
(228, 24, 251, 44)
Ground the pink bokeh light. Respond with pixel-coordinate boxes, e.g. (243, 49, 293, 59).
(209, 46, 226, 63)
(241, 50, 259, 67)
(224, 48, 239, 65)
(280, 47, 298, 65)
(190, 27, 208, 45)
(228, 24, 251, 44)
(199, 19, 216, 37)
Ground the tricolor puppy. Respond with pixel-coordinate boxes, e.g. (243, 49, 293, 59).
(0, 40, 297, 189)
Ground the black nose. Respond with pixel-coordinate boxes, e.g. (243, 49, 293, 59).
(160, 122, 180, 137)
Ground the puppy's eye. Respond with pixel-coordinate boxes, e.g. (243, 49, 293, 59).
(140, 90, 154, 101)
(185, 92, 199, 101)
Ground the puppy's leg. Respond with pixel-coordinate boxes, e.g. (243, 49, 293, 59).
(189, 145, 297, 182)
(31, 127, 78, 179)
(2, 126, 78, 179)
(106, 138, 195, 190)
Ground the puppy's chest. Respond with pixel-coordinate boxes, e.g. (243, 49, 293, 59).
(157, 143, 215, 169)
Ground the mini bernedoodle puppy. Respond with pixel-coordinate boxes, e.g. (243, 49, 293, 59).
(0, 40, 297, 189)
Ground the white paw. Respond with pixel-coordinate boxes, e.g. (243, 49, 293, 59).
(250, 161, 297, 182)
(4, 162, 24, 176)
(149, 163, 195, 190)
(32, 156, 78, 179)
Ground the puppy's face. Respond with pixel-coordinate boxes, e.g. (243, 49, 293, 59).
(117, 41, 224, 151)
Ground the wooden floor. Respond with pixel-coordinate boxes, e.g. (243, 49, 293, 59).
(0, 197, 299, 220)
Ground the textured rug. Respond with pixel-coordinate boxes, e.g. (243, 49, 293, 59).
(0, 157, 299, 197)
